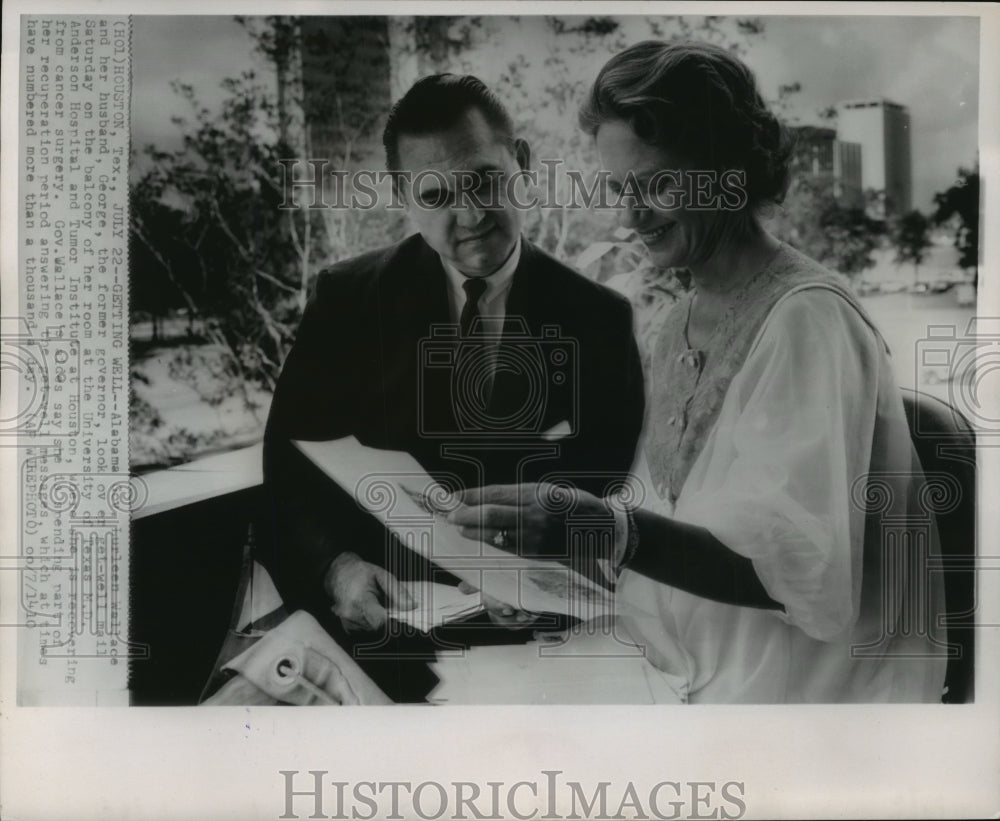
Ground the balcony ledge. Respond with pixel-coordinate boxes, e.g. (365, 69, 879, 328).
(134, 443, 263, 520)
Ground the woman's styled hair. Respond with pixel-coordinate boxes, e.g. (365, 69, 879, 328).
(579, 41, 793, 211)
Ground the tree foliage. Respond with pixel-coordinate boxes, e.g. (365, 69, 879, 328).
(139, 15, 891, 467)
(933, 165, 979, 273)
(768, 174, 884, 276)
(131, 72, 306, 394)
(889, 209, 932, 282)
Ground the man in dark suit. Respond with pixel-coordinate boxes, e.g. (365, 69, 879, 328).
(258, 74, 644, 700)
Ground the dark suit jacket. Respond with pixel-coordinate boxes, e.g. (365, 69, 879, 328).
(258, 233, 644, 616)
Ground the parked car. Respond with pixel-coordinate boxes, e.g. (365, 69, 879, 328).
(922, 366, 952, 385)
(956, 283, 976, 307)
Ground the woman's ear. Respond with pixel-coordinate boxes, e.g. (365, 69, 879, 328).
(514, 138, 532, 171)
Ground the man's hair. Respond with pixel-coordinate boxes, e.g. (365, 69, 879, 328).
(382, 73, 516, 171)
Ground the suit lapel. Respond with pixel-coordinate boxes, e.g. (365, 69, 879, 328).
(399, 237, 451, 329)
(503, 238, 546, 332)
(381, 237, 455, 441)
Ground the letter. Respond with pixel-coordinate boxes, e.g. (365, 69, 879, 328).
(351, 782, 378, 820)
(614, 782, 650, 819)
(329, 782, 350, 821)
(541, 770, 562, 820)
(647, 170, 685, 211)
(410, 169, 450, 210)
(452, 169, 485, 211)
(413, 781, 448, 820)
(689, 782, 718, 819)
(505, 168, 539, 210)
(718, 170, 748, 211)
(566, 781, 610, 819)
(277, 158, 331, 209)
(279, 770, 327, 819)
(454, 782, 489, 820)
(649, 782, 684, 821)
(539, 158, 563, 208)
(720, 782, 746, 820)
(484, 782, 505, 821)
(507, 782, 538, 821)
(375, 171, 410, 211)
(351, 169, 378, 209)
(565, 168, 613, 210)
(613, 170, 647, 211)
(378, 781, 409, 819)
(687, 171, 719, 210)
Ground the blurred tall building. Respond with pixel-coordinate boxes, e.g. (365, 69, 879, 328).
(789, 125, 863, 208)
(836, 99, 913, 217)
(833, 140, 863, 208)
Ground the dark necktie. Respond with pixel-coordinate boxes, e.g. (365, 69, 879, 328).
(457, 276, 495, 415)
(459, 277, 488, 336)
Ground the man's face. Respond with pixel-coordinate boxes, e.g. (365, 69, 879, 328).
(397, 107, 530, 278)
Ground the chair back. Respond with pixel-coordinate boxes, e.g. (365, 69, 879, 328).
(899, 388, 976, 703)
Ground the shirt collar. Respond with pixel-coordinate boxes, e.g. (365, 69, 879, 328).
(441, 237, 521, 304)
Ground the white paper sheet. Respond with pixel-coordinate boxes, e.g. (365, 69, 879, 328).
(389, 581, 485, 632)
(294, 436, 615, 619)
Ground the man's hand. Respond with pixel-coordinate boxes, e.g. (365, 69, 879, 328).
(457, 580, 539, 630)
(324, 551, 416, 633)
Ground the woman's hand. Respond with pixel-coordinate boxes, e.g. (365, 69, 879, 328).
(447, 482, 619, 565)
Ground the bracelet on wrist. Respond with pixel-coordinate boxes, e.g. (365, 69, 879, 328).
(621, 508, 640, 567)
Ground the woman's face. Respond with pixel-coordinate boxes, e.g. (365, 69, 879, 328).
(595, 118, 716, 271)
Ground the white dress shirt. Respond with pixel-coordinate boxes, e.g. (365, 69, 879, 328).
(440, 238, 521, 331)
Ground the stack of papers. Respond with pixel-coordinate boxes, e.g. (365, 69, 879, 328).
(388, 581, 485, 632)
(294, 437, 616, 619)
(427, 627, 686, 705)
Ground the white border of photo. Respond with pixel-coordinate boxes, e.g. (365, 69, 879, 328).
(1, 2, 998, 819)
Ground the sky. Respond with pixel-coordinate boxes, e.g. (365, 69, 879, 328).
(746, 16, 979, 209)
(131, 14, 980, 211)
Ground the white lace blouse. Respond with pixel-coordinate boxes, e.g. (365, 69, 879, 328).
(617, 286, 949, 703)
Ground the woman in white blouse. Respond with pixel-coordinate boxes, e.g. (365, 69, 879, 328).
(451, 41, 948, 703)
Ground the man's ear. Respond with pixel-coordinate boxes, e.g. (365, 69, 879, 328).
(514, 138, 531, 171)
